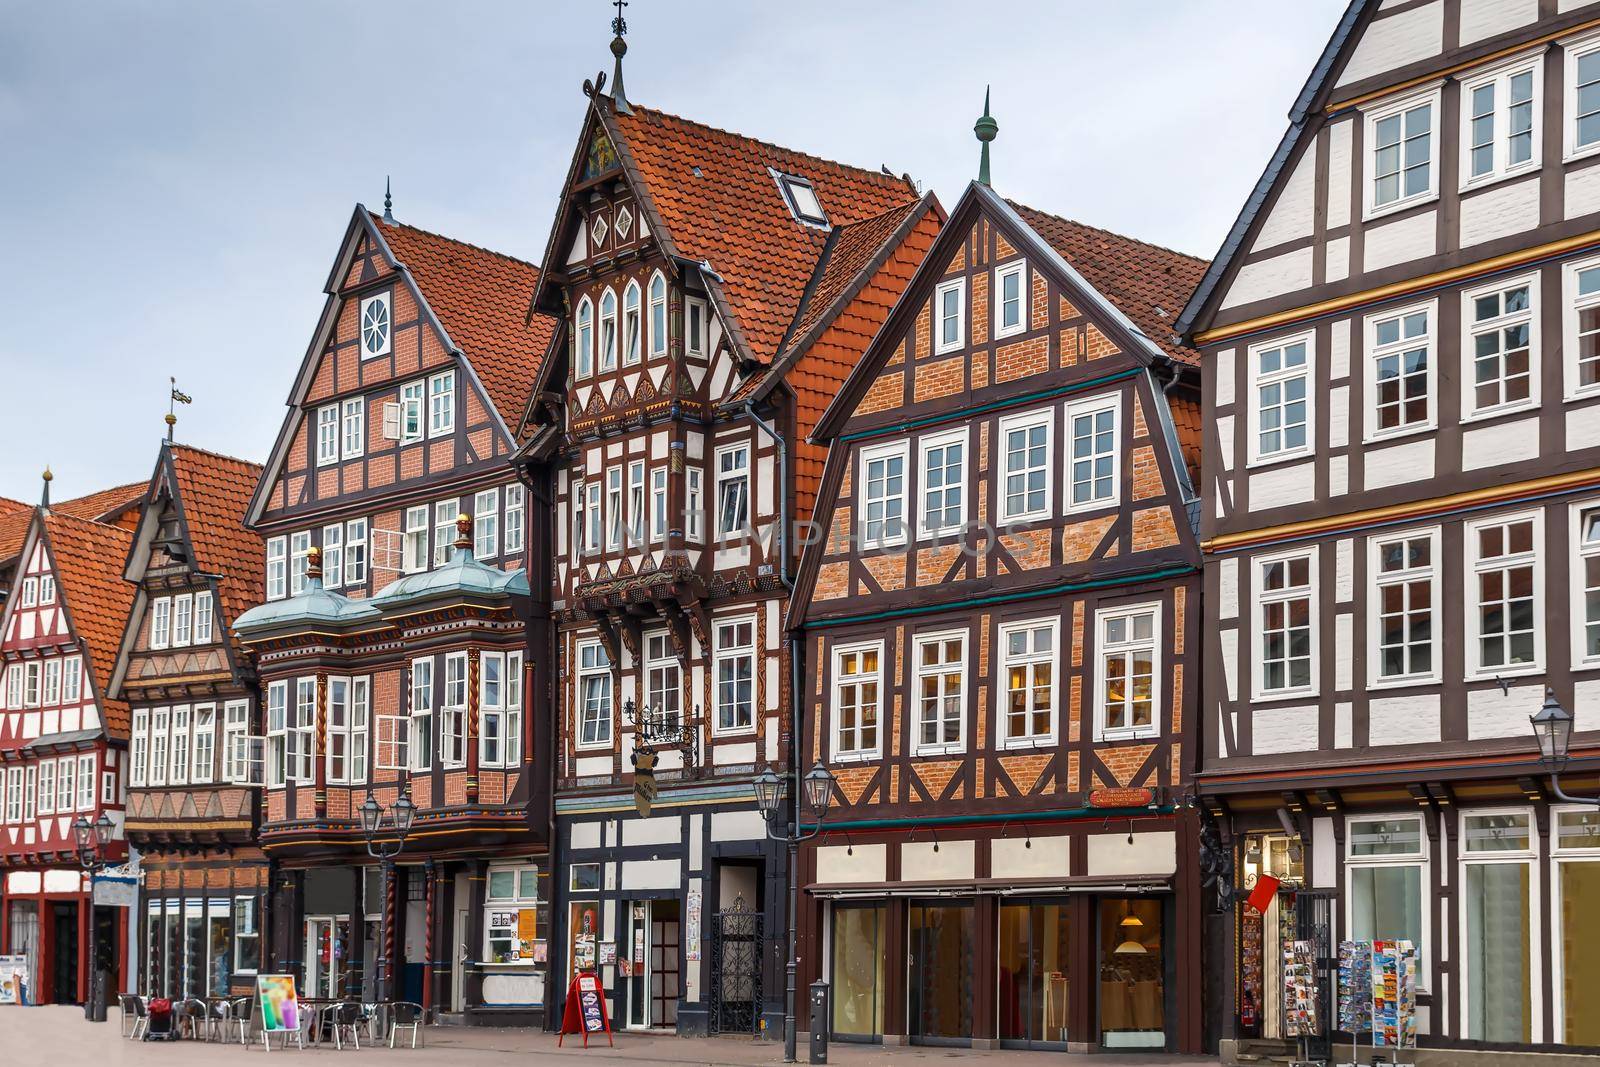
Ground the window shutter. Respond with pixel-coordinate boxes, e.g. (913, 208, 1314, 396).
(382, 402, 402, 440)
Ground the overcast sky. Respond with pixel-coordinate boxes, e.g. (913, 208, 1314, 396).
(0, 0, 1345, 504)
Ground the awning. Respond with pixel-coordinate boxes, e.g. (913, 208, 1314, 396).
(807, 874, 1172, 899)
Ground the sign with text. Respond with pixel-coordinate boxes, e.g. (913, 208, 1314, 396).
(558, 972, 613, 1048)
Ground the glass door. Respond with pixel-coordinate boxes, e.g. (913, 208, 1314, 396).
(650, 899, 680, 1028)
(908, 902, 973, 1044)
(998, 900, 1070, 1048)
(626, 902, 651, 1029)
(830, 905, 884, 1041)
(1098, 897, 1165, 1049)
(304, 915, 345, 1000)
(1461, 811, 1535, 1043)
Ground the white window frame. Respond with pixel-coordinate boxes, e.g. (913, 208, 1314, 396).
(994, 260, 1027, 339)
(623, 279, 642, 366)
(858, 440, 909, 549)
(1572, 499, 1600, 670)
(193, 591, 213, 645)
(997, 617, 1059, 749)
(934, 277, 966, 355)
(997, 408, 1053, 524)
(428, 370, 455, 437)
(1561, 253, 1600, 400)
(131, 708, 149, 787)
(316, 404, 339, 466)
(475, 487, 500, 559)
(343, 520, 367, 587)
(917, 427, 967, 540)
(1566, 31, 1600, 162)
(265, 681, 288, 788)
(483, 862, 541, 965)
(56, 755, 73, 813)
(1251, 546, 1320, 701)
(409, 658, 434, 773)
(1461, 273, 1540, 420)
(1093, 602, 1162, 742)
(289, 531, 312, 595)
(359, 292, 392, 359)
(150, 706, 169, 787)
(479, 651, 521, 769)
(23, 662, 38, 707)
(1363, 300, 1438, 442)
(1065, 393, 1121, 513)
(22, 765, 33, 823)
(911, 630, 966, 757)
(650, 467, 668, 543)
(685, 296, 708, 358)
(585, 482, 602, 554)
(713, 616, 757, 736)
(1363, 86, 1441, 220)
(1552, 804, 1600, 1042)
(716, 443, 750, 541)
(19, 577, 35, 607)
(504, 484, 525, 556)
(1458, 57, 1542, 190)
(434, 499, 458, 567)
(441, 652, 468, 769)
(341, 396, 365, 459)
(648, 271, 668, 357)
(1458, 806, 1543, 1043)
(400, 380, 425, 445)
(42, 658, 60, 706)
(627, 460, 646, 547)
(599, 287, 618, 372)
(403, 505, 429, 574)
(606, 467, 623, 552)
(37, 575, 53, 604)
(220, 700, 249, 784)
(831, 640, 884, 762)
(4, 767, 21, 823)
(1465, 510, 1545, 679)
(290, 679, 315, 784)
(173, 593, 193, 647)
(1345, 812, 1433, 991)
(574, 296, 594, 379)
(1248, 332, 1315, 466)
(1366, 527, 1443, 688)
(686, 468, 704, 542)
(266, 537, 286, 600)
(644, 631, 680, 724)
(151, 596, 171, 650)
(325, 676, 369, 786)
(169, 704, 190, 786)
(37, 759, 54, 817)
(576, 640, 613, 751)
(191, 703, 215, 784)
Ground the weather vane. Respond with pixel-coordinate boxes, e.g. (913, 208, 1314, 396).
(168, 376, 192, 441)
(612, 0, 628, 37)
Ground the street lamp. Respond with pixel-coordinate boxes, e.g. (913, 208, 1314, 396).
(359, 788, 416, 1016)
(1531, 688, 1589, 803)
(753, 761, 836, 1063)
(73, 812, 115, 1022)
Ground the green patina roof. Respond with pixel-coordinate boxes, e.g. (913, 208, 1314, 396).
(369, 544, 529, 607)
(233, 575, 379, 634)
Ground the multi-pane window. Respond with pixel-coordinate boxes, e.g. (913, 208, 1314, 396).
(717, 445, 750, 539)
(265, 682, 288, 787)
(577, 641, 612, 748)
(23, 663, 38, 707)
(1368, 305, 1433, 437)
(914, 632, 964, 754)
(686, 296, 708, 357)
(403, 505, 429, 573)
(341, 397, 365, 459)
(428, 371, 455, 436)
(1257, 552, 1315, 695)
(150, 706, 170, 787)
(400, 380, 425, 444)
(934, 278, 965, 354)
(290, 679, 316, 783)
(1463, 64, 1538, 184)
(715, 618, 756, 734)
(860, 442, 907, 548)
(42, 659, 60, 706)
(1371, 531, 1438, 683)
(649, 273, 668, 356)
(131, 708, 149, 787)
(599, 289, 618, 372)
(19, 578, 35, 607)
(170, 705, 190, 785)
(234, 897, 260, 975)
(475, 488, 499, 559)
(645, 632, 680, 725)
(152, 597, 171, 649)
(623, 281, 642, 365)
(343, 520, 367, 586)
(1097, 606, 1158, 739)
(1571, 39, 1600, 155)
(480, 651, 522, 769)
(193, 592, 213, 644)
(290, 531, 312, 595)
(266, 537, 287, 600)
(173, 594, 192, 647)
(38, 576, 53, 603)
(919, 430, 965, 538)
(434, 500, 458, 567)
(1567, 258, 1600, 398)
(220, 700, 249, 783)
(192, 704, 215, 784)
(686, 468, 704, 541)
(22, 766, 33, 823)
(317, 524, 343, 589)
(628, 461, 645, 546)
(4, 768, 21, 823)
(317, 404, 339, 466)
(1067, 395, 1119, 510)
(38, 760, 55, 816)
(504, 484, 525, 555)
(1465, 278, 1535, 415)
(1368, 93, 1436, 212)
(359, 292, 391, 358)
(995, 261, 1026, 338)
(1000, 411, 1051, 522)
(575, 297, 594, 378)
(606, 467, 623, 551)
(410, 659, 434, 772)
(585, 482, 602, 553)
(833, 643, 882, 758)
(1000, 620, 1056, 746)
(442, 652, 468, 767)
(326, 677, 370, 785)
(1579, 505, 1600, 665)
(1347, 816, 1428, 987)
(1469, 514, 1540, 675)
(1252, 336, 1311, 460)
(650, 468, 668, 542)
(57, 756, 74, 812)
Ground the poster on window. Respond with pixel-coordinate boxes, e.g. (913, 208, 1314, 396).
(599, 941, 617, 966)
(570, 902, 599, 971)
(0, 955, 28, 1005)
(1370, 939, 1417, 1049)
(1337, 941, 1372, 1034)
(1281, 940, 1320, 1037)
(685, 887, 702, 962)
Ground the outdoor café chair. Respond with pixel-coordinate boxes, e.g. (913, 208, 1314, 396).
(119, 994, 147, 1041)
(387, 1001, 425, 1049)
(328, 1000, 362, 1050)
(179, 998, 209, 1040)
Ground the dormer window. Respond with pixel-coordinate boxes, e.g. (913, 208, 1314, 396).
(615, 205, 633, 241)
(776, 173, 828, 227)
(360, 292, 392, 359)
(590, 213, 609, 249)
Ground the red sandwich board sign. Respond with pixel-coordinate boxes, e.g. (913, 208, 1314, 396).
(558, 971, 613, 1047)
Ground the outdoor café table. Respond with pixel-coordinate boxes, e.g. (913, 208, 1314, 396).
(298, 997, 340, 1044)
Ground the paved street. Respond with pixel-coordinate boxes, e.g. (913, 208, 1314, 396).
(0, 1007, 1222, 1066)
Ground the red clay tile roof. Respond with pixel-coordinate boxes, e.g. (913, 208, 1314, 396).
(1007, 201, 1205, 366)
(371, 211, 559, 433)
(40, 511, 136, 737)
(1167, 391, 1203, 487)
(0, 498, 27, 519)
(168, 444, 265, 647)
(608, 104, 919, 364)
(0, 482, 143, 568)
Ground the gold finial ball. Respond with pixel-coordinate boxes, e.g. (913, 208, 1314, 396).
(164, 413, 177, 426)
(41, 467, 53, 483)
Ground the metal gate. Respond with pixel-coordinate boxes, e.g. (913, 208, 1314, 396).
(709, 906, 763, 1035)
(1293, 889, 1337, 1063)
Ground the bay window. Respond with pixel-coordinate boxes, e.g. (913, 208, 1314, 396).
(410, 659, 433, 772)
(290, 679, 315, 783)
(326, 677, 369, 785)
(481, 651, 522, 769)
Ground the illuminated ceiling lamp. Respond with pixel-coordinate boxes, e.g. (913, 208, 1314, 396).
(1114, 903, 1146, 953)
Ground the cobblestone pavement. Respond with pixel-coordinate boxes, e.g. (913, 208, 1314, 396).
(0, 1006, 1223, 1066)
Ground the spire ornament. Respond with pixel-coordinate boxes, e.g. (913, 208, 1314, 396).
(609, 0, 632, 114)
(383, 176, 395, 223)
(40, 467, 52, 508)
(975, 86, 998, 186)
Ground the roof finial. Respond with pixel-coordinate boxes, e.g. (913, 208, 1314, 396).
(455, 512, 473, 553)
(975, 85, 998, 186)
(168, 377, 191, 442)
(383, 176, 395, 223)
(40, 467, 52, 508)
(609, 0, 633, 115)
(306, 545, 323, 583)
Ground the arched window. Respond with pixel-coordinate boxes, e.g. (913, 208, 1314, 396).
(599, 288, 618, 372)
(649, 272, 668, 357)
(575, 297, 594, 379)
(623, 280, 642, 366)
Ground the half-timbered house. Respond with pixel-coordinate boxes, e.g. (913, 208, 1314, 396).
(1179, 0, 1600, 1059)
(107, 440, 266, 1002)
(514, 44, 939, 1035)
(790, 172, 1207, 1054)
(233, 202, 558, 1024)
(0, 489, 137, 1009)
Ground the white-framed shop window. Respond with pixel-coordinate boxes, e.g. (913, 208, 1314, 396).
(484, 863, 541, 964)
(1459, 808, 1541, 1044)
(1345, 813, 1431, 990)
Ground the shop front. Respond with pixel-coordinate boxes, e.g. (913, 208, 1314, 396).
(1, 866, 129, 1008)
(799, 813, 1200, 1054)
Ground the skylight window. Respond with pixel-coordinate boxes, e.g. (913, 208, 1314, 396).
(776, 173, 828, 227)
